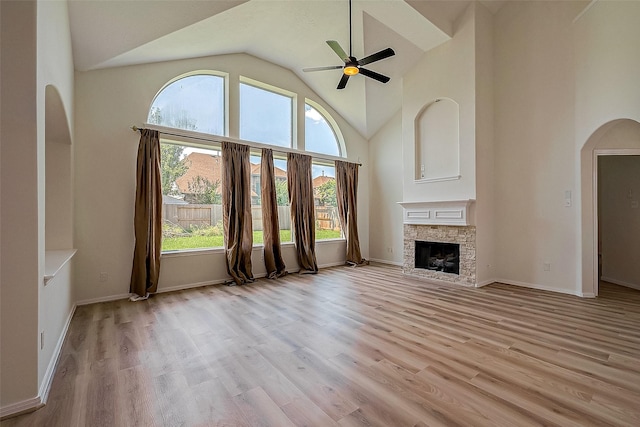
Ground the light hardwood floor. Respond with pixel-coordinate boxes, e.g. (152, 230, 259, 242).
(3, 264, 640, 426)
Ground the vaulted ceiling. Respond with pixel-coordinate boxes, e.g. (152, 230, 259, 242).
(68, 0, 505, 138)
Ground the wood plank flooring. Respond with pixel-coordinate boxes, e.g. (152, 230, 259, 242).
(3, 264, 640, 426)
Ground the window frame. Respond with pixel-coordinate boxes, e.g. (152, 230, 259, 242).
(151, 72, 348, 255)
(148, 70, 229, 137)
(304, 98, 346, 157)
(239, 76, 297, 149)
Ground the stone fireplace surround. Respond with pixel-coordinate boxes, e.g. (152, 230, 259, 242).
(399, 200, 476, 286)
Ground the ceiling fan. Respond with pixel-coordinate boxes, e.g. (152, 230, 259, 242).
(303, 0, 395, 90)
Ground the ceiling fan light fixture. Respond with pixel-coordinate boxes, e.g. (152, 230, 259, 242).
(344, 65, 359, 76)
(302, 0, 395, 89)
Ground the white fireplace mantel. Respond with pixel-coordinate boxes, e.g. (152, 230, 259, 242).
(398, 200, 475, 226)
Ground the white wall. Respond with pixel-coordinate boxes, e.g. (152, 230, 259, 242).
(575, 1, 640, 296)
(493, 1, 584, 294)
(599, 155, 640, 288)
(368, 111, 404, 265)
(0, 0, 40, 411)
(74, 53, 368, 303)
(474, 3, 495, 285)
(402, 4, 476, 203)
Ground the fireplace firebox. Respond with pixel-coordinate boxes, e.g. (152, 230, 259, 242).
(415, 241, 460, 275)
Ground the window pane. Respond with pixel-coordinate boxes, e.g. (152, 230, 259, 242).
(305, 103, 340, 156)
(312, 164, 342, 240)
(149, 75, 224, 135)
(240, 83, 292, 147)
(161, 142, 224, 251)
(250, 154, 262, 241)
(251, 155, 291, 244)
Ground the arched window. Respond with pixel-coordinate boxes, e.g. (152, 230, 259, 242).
(148, 73, 225, 136)
(304, 102, 341, 157)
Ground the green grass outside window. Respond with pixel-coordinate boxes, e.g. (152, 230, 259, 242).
(162, 229, 342, 252)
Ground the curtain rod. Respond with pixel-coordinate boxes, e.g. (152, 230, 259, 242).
(131, 125, 362, 166)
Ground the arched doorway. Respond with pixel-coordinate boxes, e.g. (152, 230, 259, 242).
(581, 119, 640, 296)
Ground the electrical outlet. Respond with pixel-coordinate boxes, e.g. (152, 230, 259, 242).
(543, 262, 551, 272)
(99, 272, 108, 282)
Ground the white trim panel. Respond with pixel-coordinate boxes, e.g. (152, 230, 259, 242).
(398, 200, 475, 226)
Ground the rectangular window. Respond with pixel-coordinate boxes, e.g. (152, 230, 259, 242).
(250, 154, 292, 244)
(240, 81, 293, 148)
(160, 142, 224, 252)
(160, 144, 342, 252)
(312, 163, 342, 240)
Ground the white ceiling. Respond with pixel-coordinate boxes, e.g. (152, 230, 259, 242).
(68, 0, 505, 138)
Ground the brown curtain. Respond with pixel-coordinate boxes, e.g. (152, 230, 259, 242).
(221, 141, 254, 285)
(335, 160, 366, 265)
(130, 129, 162, 298)
(287, 153, 318, 273)
(261, 149, 287, 278)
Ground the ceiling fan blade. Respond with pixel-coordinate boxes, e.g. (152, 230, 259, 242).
(337, 73, 350, 90)
(303, 65, 343, 72)
(357, 47, 395, 66)
(359, 68, 391, 84)
(327, 40, 350, 62)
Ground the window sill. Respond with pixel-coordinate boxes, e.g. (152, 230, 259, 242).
(160, 238, 345, 258)
(161, 247, 225, 258)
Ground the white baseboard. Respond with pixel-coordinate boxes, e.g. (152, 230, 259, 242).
(369, 258, 403, 267)
(601, 276, 640, 291)
(39, 304, 77, 404)
(159, 279, 227, 293)
(495, 278, 582, 297)
(0, 396, 43, 420)
(319, 261, 352, 269)
(148, 262, 356, 295)
(475, 279, 495, 288)
(0, 304, 77, 420)
(76, 293, 131, 306)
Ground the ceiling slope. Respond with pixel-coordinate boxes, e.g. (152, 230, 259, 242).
(68, 0, 474, 138)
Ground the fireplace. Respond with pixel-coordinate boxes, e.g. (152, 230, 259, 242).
(415, 241, 460, 274)
(399, 200, 476, 286)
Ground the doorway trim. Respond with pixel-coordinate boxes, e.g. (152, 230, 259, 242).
(592, 148, 640, 296)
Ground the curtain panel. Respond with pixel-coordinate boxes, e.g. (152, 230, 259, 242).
(221, 141, 254, 285)
(335, 160, 365, 265)
(261, 149, 287, 278)
(287, 153, 318, 273)
(130, 129, 163, 298)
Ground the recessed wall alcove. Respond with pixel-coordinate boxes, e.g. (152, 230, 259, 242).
(45, 85, 75, 283)
(414, 98, 460, 182)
